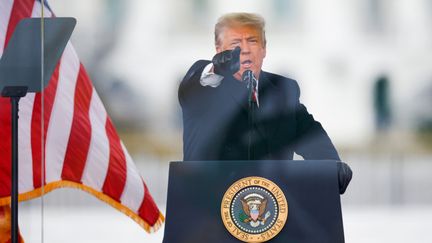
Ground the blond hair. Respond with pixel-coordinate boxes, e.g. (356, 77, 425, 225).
(214, 12, 266, 47)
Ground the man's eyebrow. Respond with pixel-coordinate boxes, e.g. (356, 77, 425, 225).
(230, 36, 258, 42)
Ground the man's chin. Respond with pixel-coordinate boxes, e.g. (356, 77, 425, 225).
(233, 72, 243, 81)
(234, 68, 259, 81)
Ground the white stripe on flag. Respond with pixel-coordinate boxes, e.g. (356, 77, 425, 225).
(18, 93, 35, 193)
(45, 43, 80, 183)
(0, 0, 14, 55)
(120, 142, 145, 212)
(81, 90, 110, 191)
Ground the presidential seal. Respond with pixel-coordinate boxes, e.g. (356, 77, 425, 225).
(221, 177, 288, 242)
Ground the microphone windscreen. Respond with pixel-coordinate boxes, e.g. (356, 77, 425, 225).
(242, 69, 253, 83)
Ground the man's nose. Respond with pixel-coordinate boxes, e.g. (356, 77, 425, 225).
(240, 41, 251, 54)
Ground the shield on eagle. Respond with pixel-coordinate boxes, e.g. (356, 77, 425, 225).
(240, 193, 269, 227)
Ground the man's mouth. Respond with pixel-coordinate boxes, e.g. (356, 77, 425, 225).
(241, 60, 252, 68)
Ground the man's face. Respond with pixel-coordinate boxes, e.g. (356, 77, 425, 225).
(216, 25, 266, 80)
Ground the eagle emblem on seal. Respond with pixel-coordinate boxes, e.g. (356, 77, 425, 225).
(240, 193, 271, 228)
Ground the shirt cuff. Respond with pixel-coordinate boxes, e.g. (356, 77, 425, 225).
(200, 63, 224, 88)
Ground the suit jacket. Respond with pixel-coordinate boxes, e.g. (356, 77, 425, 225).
(179, 60, 340, 161)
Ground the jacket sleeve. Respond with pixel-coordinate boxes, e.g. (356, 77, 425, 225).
(178, 60, 211, 108)
(292, 81, 341, 161)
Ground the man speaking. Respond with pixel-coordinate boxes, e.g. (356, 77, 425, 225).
(179, 12, 340, 162)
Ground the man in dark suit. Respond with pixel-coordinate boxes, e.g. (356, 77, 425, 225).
(179, 12, 340, 162)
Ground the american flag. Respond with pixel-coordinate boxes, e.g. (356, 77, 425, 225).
(0, 0, 163, 234)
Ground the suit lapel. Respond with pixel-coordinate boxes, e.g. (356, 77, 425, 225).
(254, 72, 282, 142)
(218, 71, 284, 147)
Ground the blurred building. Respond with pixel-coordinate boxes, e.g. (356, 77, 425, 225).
(50, 0, 432, 149)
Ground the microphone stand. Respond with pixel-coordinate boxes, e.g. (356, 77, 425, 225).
(242, 70, 256, 160)
(1, 87, 28, 243)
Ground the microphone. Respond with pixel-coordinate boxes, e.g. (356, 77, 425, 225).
(242, 70, 256, 104)
(242, 69, 253, 83)
(242, 69, 256, 160)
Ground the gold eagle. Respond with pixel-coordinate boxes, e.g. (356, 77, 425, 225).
(240, 198, 268, 223)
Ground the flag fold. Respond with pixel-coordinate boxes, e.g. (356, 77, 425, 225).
(0, 0, 164, 233)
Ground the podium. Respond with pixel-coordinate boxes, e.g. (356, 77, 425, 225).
(163, 160, 346, 243)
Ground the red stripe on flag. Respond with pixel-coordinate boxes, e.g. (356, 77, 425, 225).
(0, 101, 12, 197)
(61, 64, 93, 182)
(138, 182, 160, 226)
(102, 118, 127, 201)
(31, 62, 61, 188)
(0, 0, 35, 197)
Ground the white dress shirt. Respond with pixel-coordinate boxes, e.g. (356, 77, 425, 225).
(199, 63, 259, 107)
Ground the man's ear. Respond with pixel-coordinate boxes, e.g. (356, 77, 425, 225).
(216, 45, 222, 53)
